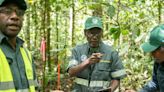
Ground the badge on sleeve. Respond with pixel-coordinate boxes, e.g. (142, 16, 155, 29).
(81, 55, 87, 61)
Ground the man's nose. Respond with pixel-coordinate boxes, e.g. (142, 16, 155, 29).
(92, 35, 98, 40)
(10, 11, 19, 21)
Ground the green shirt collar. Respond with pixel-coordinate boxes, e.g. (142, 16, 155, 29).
(88, 42, 103, 53)
(0, 31, 6, 44)
(0, 31, 24, 46)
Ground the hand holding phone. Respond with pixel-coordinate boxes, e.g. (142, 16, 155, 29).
(88, 53, 103, 64)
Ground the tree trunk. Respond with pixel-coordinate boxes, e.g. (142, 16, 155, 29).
(26, 10, 31, 49)
(158, 0, 161, 24)
(72, 0, 75, 46)
(46, 0, 51, 72)
(34, 2, 38, 47)
(41, 0, 46, 91)
(55, 3, 59, 66)
(92, 0, 102, 17)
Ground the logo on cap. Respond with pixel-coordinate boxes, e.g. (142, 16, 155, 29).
(159, 30, 164, 39)
(160, 30, 164, 34)
(92, 18, 98, 24)
(162, 40, 164, 42)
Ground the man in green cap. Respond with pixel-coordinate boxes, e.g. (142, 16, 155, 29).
(138, 24, 164, 92)
(67, 16, 126, 92)
(0, 0, 38, 92)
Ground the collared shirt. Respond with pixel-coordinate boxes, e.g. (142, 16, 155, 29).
(139, 62, 164, 92)
(0, 32, 36, 90)
(67, 42, 126, 92)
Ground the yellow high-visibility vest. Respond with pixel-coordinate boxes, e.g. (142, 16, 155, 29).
(0, 47, 35, 92)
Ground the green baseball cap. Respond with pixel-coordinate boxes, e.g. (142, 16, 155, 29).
(0, 0, 27, 10)
(85, 16, 103, 30)
(141, 24, 164, 52)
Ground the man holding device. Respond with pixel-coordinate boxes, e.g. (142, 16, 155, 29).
(67, 16, 126, 92)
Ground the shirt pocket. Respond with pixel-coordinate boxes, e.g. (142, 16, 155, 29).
(93, 62, 111, 80)
(98, 62, 111, 71)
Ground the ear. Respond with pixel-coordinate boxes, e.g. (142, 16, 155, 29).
(161, 46, 164, 52)
(153, 49, 161, 56)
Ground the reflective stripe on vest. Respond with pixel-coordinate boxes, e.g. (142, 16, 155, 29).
(17, 89, 29, 92)
(0, 79, 35, 90)
(0, 81, 15, 90)
(0, 47, 35, 92)
(111, 69, 126, 78)
(74, 78, 110, 88)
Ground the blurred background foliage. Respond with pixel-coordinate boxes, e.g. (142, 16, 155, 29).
(21, 0, 164, 91)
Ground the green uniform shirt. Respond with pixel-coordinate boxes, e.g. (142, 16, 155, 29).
(0, 32, 36, 90)
(67, 42, 126, 92)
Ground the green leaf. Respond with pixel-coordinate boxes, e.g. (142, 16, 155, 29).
(121, 29, 129, 35)
(109, 27, 119, 34)
(129, 0, 134, 3)
(113, 31, 120, 40)
(137, 29, 140, 36)
(109, 27, 120, 40)
(88, 3, 101, 10)
(107, 5, 115, 19)
(139, 12, 144, 18)
(56, 5, 61, 11)
(114, 0, 119, 2)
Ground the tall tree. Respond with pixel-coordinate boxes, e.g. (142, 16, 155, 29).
(55, 0, 59, 67)
(25, 9, 31, 49)
(158, 0, 162, 24)
(71, 0, 75, 46)
(45, 0, 51, 72)
(92, 0, 102, 17)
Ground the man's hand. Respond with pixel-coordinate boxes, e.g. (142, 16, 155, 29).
(87, 53, 103, 65)
(68, 53, 103, 76)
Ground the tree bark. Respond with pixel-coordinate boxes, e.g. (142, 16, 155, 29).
(158, 0, 161, 24)
(72, 0, 75, 46)
(46, 0, 51, 72)
(26, 10, 31, 49)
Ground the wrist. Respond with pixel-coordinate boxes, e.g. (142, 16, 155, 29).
(82, 59, 90, 66)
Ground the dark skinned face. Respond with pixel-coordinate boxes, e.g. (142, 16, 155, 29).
(0, 3, 24, 38)
(151, 46, 164, 63)
(85, 27, 102, 48)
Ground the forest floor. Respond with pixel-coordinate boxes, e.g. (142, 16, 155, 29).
(35, 60, 74, 92)
(34, 60, 130, 92)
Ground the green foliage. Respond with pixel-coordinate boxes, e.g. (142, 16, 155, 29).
(121, 29, 129, 35)
(107, 5, 115, 19)
(109, 26, 121, 40)
(21, 0, 164, 91)
(88, 3, 101, 10)
(56, 5, 62, 11)
(120, 43, 153, 90)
